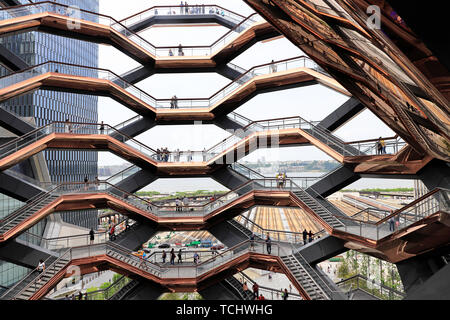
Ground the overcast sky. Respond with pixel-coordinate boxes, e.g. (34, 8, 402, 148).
(97, 0, 395, 166)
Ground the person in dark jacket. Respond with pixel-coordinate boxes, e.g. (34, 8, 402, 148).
(177, 249, 183, 264)
(170, 248, 176, 265)
(89, 229, 95, 244)
(265, 234, 272, 255)
(302, 229, 308, 245)
(282, 288, 289, 300)
(162, 250, 167, 264)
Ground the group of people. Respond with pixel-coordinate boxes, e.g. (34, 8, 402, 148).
(175, 197, 190, 212)
(376, 137, 387, 155)
(156, 148, 171, 162)
(170, 2, 224, 16)
(155, 148, 195, 162)
(242, 276, 292, 300)
(160, 249, 200, 265)
(179, 2, 206, 15)
(168, 44, 185, 56)
(170, 95, 179, 108)
(302, 229, 314, 244)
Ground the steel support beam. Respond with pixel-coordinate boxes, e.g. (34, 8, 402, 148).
(318, 97, 365, 132)
(199, 281, 241, 300)
(113, 170, 158, 194)
(0, 44, 29, 71)
(296, 235, 347, 266)
(405, 262, 450, 300)
(306, 165, 360, 198)
(417, 159, 450, 191)
(110, 117, 156, 141)
(397, 245, 450, 296)
(0, 171, 45, 202)
(121, 280, 165, 300)
(210, 166, 251, 191)
(126, 15, 239, 33)
(0, 108, 36, 136)
(208, 221, 250, 249)
(0, 239, 59, 270)
(113, 222, 158, 252)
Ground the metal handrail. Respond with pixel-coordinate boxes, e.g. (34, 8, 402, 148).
(0, 56, 318, 111)
(335, 274, 406, 299)
(235, 214, 326, 240)
(79, 275, 131, 300)
(118, 4, 247, 23)
(238, 272, 303, 300)
(288, 252, 331, 299)
(0, 2, 262, 57)
(9, 248, 71, 300)
(295, 187, 347, 227)
(0, 121, 158, 159)
(0, 179, 294, 231)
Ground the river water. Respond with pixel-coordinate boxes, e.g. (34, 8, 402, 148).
(103, 171, 414, 193)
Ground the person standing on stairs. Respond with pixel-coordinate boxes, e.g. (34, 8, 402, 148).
(265, 234, 272, 255)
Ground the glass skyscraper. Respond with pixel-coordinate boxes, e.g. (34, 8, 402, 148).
(0, 0, 99, 289)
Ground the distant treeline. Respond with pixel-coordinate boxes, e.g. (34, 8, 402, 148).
(341, 188, 414, 192)
(246, 160, 340, 172)
(136, 190, 227, 201)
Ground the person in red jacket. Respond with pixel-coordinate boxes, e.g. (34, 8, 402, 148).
(252, 283, 259, 300)
(258, 294, 265, 300)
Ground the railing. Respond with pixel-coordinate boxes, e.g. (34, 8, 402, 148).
(0, 56, 320, 111)
(18, 212, 135, 249)
(12, 248, 71, 300)
(113, 114, 143, 132)
(207, 115, 405, 162)
(118, 5, 248, 30)
(2, 168, 54, 191)
(286, 252, 332, 299)
(7, 240, 289, 300)
(0, 179, 303, 231)
(231, 162, 332, 189)
(227, 111, 254, 127)
(0, 183, 60, 228)
(19, 231, 109, 251)
(235, 214, 326, 244)
(0, 252, 57, 299)
(336, 274, 405, 300)
(294, 187, 347, 228)
(292, 251, 344, 300)
(335, 188, 450, 240)
(238, 272, 303, 300)
(0, 2, 264, 58)
(0, 121, 160, 163)
(83, 276, 132, 300)
(105, 165, 141, 185)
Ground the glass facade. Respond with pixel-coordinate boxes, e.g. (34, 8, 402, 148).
(0, 0, 99, 289)
(0, 0, 99, 225)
